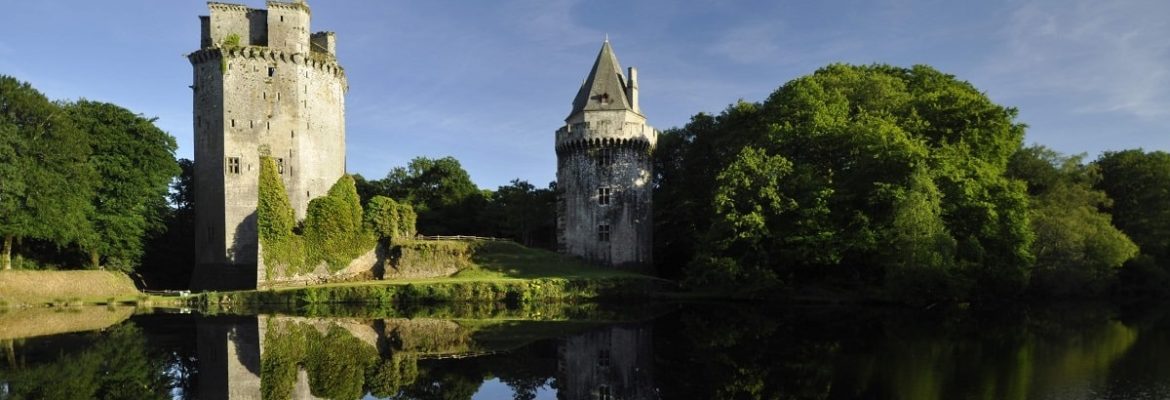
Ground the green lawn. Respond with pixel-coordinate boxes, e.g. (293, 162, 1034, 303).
(0, 270, 145, 307)
(271, 239, 662, 291)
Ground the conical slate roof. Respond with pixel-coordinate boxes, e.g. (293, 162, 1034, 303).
(569, 40, 632, 118)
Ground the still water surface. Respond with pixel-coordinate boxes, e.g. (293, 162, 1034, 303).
(1, 302, 1168, 399)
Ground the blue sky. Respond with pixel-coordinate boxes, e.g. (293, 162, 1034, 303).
(2, 0, 1168, 189)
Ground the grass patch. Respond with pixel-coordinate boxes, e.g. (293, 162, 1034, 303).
(0, 270, 142, 308)
(200, 239, 674, 310)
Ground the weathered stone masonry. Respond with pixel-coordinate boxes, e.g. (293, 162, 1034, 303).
(189, 0, 347, 290)
(556, 41, 657, 272)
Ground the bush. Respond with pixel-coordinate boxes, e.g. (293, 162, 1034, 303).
(303, 176, 376, 272)
(365, 196, 417, 241)
(258, 158, 376, 277)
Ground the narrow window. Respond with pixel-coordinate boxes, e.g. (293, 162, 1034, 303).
(598, 187, 611, 206)
(291, 130, 295, 138)
(266, 121, 270, 130)
(598, 224, 611, 242)
(226, 157, 241, 174)
(249, 120, 254, 129)
(280, 15, 284, 22)
(263, 91, 267, 100)
(230, 119, 235, 128)
(596, 148, 612, 166)
(268, 67, 276, 77)
(598, 385, 612, 400)
(598, 349, 610, 368)
(276, 158, 285, 175)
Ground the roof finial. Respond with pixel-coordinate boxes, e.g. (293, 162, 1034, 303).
(604, 33, 609, 43)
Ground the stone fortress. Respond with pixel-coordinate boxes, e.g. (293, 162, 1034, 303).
(556, 41, 657, 272)
(189, 1, 656, 288)
(189, 0, 347, 289)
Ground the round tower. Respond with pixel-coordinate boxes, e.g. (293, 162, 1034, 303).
(555, 40, 656, 271)
(190, 0, 347, 289)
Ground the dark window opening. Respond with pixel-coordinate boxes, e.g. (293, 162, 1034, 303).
(599, 385, 612, 400)
(276, 158, 285, 175)
(596, 148, 612, 166)
(268, 67, 276, 77)
(249, 120, 254, 129)
(598, 224, 611, 242)
(226, 157, 241, 174)
(598, 187, 611, 205)
(230, 119, 235, 128)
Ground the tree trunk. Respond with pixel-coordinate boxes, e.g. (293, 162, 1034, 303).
(3, 340, 13, 367)
(1, 235, 12, 270)
(90, 249, 101, 270)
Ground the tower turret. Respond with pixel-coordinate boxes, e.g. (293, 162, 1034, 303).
(189, 0, 347, 289)
(555, 40, 656, 271)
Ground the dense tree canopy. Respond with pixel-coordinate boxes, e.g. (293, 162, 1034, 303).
(377, 156, 485, 235)
(1008, 146, 1138, 296)
(657, 64, 1036, 302)
(65, 100, 180, 270)
(0, 76, 95, 270)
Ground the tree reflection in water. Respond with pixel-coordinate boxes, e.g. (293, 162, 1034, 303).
(2, 303, 1170, 399)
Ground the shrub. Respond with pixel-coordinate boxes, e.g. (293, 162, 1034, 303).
(365, 196, 417, 241)
(302, 176, 376, 272)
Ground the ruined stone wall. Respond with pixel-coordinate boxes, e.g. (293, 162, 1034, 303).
(191, 1, 346, 290)
(556, 110, 656, 271)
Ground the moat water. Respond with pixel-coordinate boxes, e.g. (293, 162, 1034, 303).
(1, 302, 1169, 399)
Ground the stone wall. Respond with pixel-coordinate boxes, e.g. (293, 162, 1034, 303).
(191, 1, 347, 290)
(555, 111, 656, 272)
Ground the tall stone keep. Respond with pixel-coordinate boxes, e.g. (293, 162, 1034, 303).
(555, 40, 656, 271)
(189, 0, 347, 290)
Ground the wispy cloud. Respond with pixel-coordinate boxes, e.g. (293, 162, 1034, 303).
(991, 0, 1170, 119)
(708, 23, 784, 64)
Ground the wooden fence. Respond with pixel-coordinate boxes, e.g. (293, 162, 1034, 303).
(413, 235, 513, 242)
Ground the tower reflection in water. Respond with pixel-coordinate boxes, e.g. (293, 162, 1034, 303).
(558, 325, 655, 400)
(195, 316, 656, 399)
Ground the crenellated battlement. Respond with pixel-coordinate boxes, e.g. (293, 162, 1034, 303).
(266, 0, 310, 13)
(555, 136, 653, 156)
(555, 122, 657, 150)
(207, 2, 250, 12)
(187, 46, 344, 78)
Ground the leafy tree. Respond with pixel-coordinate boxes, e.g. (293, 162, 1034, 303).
(0, 76, 94, 269)
(380, 156, 486, 235)
(687, 146, 795, 288)
(140, 158, 197, 288)
(481, 180, 557, 249)
(1094, 150, 1170, 260)
(657, 64, 1034, 302)
(1094, 149, 1170, 298)
(65, 100, 179, 270)
(1007, 146, 1138, 297)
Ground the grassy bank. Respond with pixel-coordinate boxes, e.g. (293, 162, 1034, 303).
(203, 240, 674, 310)
(0, 306, 135, 340)
(0, 270, 145, 308)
